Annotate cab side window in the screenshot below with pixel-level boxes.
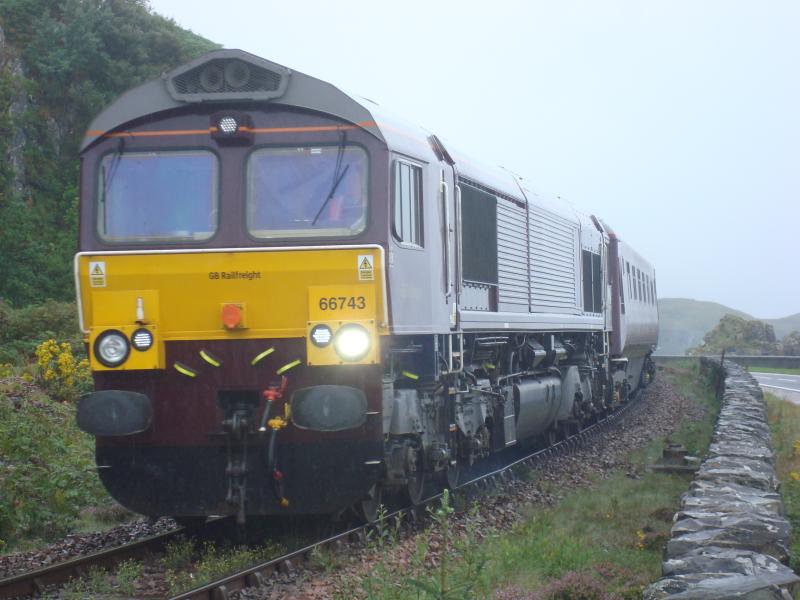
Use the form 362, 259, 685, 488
392, 161, 423, 246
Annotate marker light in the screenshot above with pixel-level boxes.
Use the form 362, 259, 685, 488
95, 330, 130, 367
333, 324, 371, 362
131, 328, 153, 351
310, 324, 333, 347
218, 116, 239, 134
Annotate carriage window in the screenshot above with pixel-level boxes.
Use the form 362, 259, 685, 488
392, 161, 423, 246
247, 145, 368, 239
626, 262, 633, 301
637, 269, 643, 302
619, 261, 626, 314
98, 150, 218, 242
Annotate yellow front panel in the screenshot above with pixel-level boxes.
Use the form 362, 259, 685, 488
89, 325, 163, 371
77, 248, 387, 370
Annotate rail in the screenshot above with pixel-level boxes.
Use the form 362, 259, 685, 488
168, 391, 645, 600
0, 388, 646, 600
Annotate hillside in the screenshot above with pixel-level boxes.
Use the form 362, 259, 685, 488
656, 298, 751, 355
0, 0, 217, 307
766, 313, 800, 340
656, 298, 800, 355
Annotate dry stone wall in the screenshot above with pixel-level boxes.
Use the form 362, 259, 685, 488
644, 360, 799, 599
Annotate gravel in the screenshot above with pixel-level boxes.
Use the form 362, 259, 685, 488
239, 368, 704, 599
0, 516, 176, 579
0, 366, 701, 599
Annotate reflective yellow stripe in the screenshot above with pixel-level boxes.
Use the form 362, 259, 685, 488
483, 363, 496, 370
174, 362, 198, 378
276, 359, 301, 375
250, 347, 275, 366
199, 350, 221, 367
402, 370, 419, 380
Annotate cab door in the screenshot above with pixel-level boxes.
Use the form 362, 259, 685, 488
429, 135, 459, 330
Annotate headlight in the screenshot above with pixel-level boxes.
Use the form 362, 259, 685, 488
333, 324, 371, 362
131, 328, 154, 352
94, 330, 130, 367
310, 324, 333, 347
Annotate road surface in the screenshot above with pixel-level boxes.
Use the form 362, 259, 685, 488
751, 372, 800, 404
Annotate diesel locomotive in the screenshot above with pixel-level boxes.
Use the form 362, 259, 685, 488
75, 49, 659, 524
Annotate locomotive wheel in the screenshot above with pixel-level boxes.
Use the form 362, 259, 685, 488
406, 450, 426, 505
445, 459, 461, 489
545, 428, 559, 447
359, 484, 383, 523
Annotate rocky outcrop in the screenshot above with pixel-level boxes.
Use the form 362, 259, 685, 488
0, 22, 29, 199
644, 360, 799, 599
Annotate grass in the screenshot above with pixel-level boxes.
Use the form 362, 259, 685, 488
765, 392, 800, 569
59, 559, 144, 598
0, 377, 116, 552
746, 366, 800, 376
165, 540, 286, 595
337, 363, 720, 599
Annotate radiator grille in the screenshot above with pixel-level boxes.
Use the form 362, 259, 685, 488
497, 199, 529, 312
529, 207, 579, 312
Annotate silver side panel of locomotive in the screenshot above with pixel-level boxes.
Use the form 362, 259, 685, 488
497, 197, 529, 313
529, 202, 581, 315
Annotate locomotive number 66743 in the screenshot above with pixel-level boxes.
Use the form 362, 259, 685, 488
74, 49, 658, 525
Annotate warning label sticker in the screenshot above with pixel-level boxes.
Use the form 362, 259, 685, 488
89, 261, 106, 288
357, 254, 374, 281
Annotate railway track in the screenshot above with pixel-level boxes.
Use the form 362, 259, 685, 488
0, 528, 180, 598
0, 391, 644, 600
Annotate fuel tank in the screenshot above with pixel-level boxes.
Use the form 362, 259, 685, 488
513, 376, 562, 440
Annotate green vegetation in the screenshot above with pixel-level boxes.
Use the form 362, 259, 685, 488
60, 559, 144, 598
765, 392, 800, 569
339, 364, 719, 599
657, 298, 751, 356
689, 314, 800, 356
746, 366, 800, 376
165, 540, 286, 595
0, 375, 113, 550
0, 299, 82, 365
0, 0, 217, 307
657, 298, 800, 356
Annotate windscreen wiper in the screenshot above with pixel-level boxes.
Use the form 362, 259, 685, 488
312, 164, 350, 225
101, 137, 126, 234
312, 130, 349, 225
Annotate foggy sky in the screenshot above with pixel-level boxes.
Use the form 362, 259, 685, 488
147, 0, 800, 318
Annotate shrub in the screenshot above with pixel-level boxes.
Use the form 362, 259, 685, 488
0, 300, 84, 365
0, 378, 109, 543
34, 338, 91, 402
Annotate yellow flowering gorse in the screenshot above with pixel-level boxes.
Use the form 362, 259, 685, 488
34, 339, 91, 402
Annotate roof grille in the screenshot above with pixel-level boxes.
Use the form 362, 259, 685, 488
166, 53, 290, 103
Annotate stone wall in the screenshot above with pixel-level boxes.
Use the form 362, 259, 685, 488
644, 359, 799, 599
